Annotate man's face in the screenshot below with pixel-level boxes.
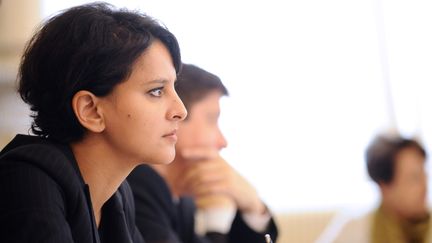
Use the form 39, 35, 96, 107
382, 146, 428, 220
175, 90, 227, 161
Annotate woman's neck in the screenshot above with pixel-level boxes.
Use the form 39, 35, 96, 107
151, 160, 182, 197
71, 135, 136, 226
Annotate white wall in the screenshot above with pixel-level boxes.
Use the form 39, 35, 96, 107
0, 0, 40, 145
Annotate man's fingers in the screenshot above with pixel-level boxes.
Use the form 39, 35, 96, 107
180, 147, 219, 161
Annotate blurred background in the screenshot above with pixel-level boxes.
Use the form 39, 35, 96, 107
1, 0, 432, 241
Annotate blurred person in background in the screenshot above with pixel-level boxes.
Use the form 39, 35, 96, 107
319, 133, 430, 243
128, 63, 278, 243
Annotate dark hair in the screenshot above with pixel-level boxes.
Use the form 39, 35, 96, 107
18, 2, 181, 143
366, 134, 427, 184
175, 63, 228, 112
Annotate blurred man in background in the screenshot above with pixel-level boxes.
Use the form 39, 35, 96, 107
320, 134, 430, 243
128, 63, 278, 243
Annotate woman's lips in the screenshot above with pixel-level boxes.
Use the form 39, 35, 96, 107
163, 130, 178, 142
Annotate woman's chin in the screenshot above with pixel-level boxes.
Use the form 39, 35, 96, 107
137, 148, 176, 165
154, 151, 176, 165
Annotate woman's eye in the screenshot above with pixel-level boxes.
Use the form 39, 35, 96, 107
149, 87, 163, 97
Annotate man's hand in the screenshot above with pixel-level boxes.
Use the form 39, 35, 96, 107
174, 148, 266, 214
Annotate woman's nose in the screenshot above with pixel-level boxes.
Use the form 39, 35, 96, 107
169, 93, 187, 121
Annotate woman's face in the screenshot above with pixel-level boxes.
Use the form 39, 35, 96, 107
175, 90, 227, 158
99, 40, 187, 165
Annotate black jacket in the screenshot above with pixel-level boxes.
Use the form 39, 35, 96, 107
127, 164, 278, 243
0, 135, 144, 243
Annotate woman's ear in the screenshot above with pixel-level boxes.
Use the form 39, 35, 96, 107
71, 90, 105, 133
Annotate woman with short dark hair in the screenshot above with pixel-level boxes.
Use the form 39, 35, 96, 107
0, 2, 186, 242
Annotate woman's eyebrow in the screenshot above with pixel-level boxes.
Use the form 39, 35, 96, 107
141, 79, 168, 86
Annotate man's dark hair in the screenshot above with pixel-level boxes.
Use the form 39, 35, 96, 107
366, 134, 427, 184
18, 2, 181, 143
175, 63, 228, 112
